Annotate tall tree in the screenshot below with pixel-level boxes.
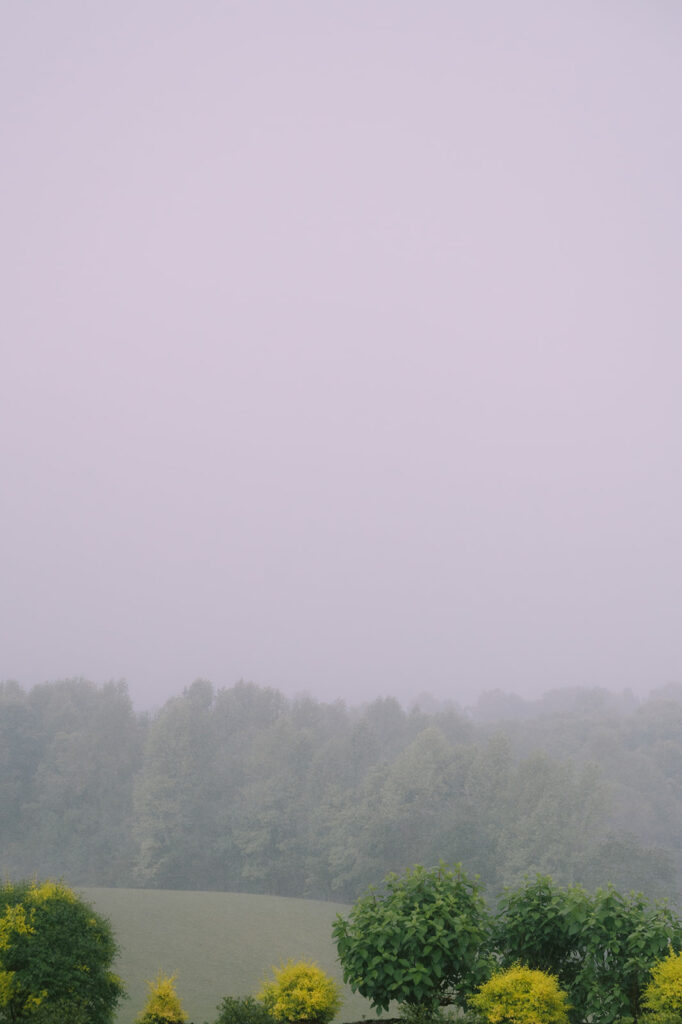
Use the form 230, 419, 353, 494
133, 679, 217, 888
18, 679, 142, 884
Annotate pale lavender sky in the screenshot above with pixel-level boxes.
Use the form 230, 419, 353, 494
2, 2, 681, 710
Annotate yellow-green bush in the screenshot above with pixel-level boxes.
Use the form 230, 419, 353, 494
642, 950, 682, 1023
469, 964, 570, 1024
259, 960, 342, 1024
135, 971, 188, 1023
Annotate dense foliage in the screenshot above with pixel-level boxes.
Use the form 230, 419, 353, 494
494, 875, 682, 1023
334, 866, 682, 1024
641, 950, 682, 1023
333, 863, 490, 1012
0, 678, 681, 901
214, 995, 275, 1024
469, 965, 570, 1024
0, 879, 124, 1023
135, 971, 187, 1023
258, 961, 341, 1024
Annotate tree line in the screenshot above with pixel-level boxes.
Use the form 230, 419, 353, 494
1, 677, 681, 902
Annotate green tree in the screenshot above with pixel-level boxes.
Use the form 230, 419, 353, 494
258, 961, 341, 1024
469, 964, 570, 1024
2, 679, 143, 887
135, 971, 187, 1023
233, 718, 319, 896
641, 950, 682, 1023
0, 684, 36, 877
495, 875, 682, 1023
0, 879, 124, 1023
133, 680, 217, 888
333, 863, 491, 1014
495, 755, 607, 889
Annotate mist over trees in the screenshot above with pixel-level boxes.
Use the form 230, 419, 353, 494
0, 678, 680, 902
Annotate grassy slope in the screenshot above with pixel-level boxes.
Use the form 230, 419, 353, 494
80, 887, 379, 1024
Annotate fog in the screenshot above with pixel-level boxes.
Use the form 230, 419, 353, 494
2, 2, 681, 711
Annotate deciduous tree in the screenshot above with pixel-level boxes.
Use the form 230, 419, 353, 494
333, 863, 491, 1014
495, 875, 682, 1023
0, 879, 124, 1023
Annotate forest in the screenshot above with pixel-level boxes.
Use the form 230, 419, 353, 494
1, 677, 681, 904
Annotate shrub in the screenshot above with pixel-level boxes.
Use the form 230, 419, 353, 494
135, 971, 187, 1023
399, 1002, 458, 1024
494, 876, 682, 1023
259, 960, 342, 1024
0, 879, 124, 1023
642, 950, 682, 1023
214, 995, 276, 1024
469, 964, 570, 1024
333, 862, 491, 1014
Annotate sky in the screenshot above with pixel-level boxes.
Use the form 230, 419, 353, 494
2, 1, 681, 711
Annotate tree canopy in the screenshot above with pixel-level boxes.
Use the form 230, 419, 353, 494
333, 863, 491, 1012
0, 879, 124, 1023
1, 678, 682, 902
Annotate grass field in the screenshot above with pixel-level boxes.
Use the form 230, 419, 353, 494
80, 887, 381, 1024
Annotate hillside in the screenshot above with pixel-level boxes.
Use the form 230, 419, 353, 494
80, 887, 380, 1024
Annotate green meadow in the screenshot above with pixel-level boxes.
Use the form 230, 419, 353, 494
80, 887, 380, 1024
